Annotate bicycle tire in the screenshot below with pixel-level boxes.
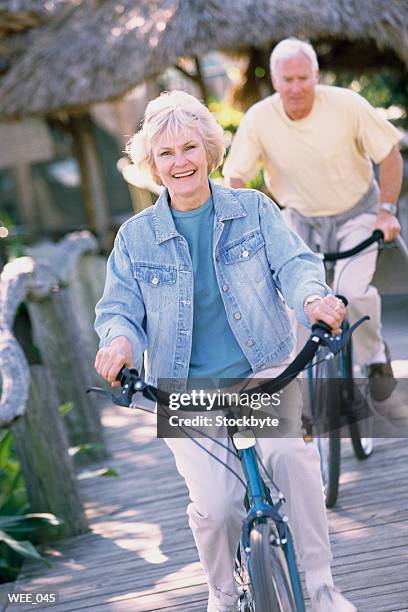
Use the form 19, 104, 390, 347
349, 419, 374, 459
249, 523, 297, 612
342, 331, 374, 460
310, 349, 341, 508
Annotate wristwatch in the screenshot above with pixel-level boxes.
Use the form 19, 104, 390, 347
303, 294, 323, 312
380, 202, 398, 216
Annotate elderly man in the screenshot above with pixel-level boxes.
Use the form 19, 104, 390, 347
223, 37, 403, 401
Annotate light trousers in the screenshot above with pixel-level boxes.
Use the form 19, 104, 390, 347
164, 364, 332, 608
283, 209, 383, 367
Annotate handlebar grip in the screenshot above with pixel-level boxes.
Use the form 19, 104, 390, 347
335, 294, 348, 307
116, 366, 127, 384
372, 229, 384, 241
311, 320, 332, 334
116, 366, 139, 386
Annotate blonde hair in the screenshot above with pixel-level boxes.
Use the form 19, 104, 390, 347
270, 38, 319, 77
127, 90, 225, 185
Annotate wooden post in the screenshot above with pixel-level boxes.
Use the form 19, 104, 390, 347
26, 233, 108, 459
0, 258, 33, 428
70, 114, 112, 252
27, 286, 107, 460
13, 164, 38, 228
12, 366, 88, 537
70, 251, 107, 359
0, 258, 88, 536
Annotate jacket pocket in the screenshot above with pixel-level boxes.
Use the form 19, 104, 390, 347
132, 263, 177, 285
218, 231, 265, 264
132, 262, 177, 312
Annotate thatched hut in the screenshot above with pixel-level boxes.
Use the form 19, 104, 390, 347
0, 0, 407, 245
0, 0, 407, 119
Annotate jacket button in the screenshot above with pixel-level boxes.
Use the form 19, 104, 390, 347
234, 312, 241, 320
151, 276, 159, 285
247, 339, 254, 346
242, 249, 249, 258
222, 284, 229, 292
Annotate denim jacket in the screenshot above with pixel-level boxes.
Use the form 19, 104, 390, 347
95, 182, 329, 386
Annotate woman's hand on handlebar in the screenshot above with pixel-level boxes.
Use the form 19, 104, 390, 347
304, 295, 346, 334
94, 336, 133, 387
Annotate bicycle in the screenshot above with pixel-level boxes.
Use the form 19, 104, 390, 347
88, 314, 367, 611
307, 229, 384, 508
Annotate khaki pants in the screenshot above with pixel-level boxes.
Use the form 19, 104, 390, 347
284, 209, 383, 367
164, 363, 331, 608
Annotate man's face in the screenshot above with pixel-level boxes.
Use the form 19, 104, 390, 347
272, 52, 318, 120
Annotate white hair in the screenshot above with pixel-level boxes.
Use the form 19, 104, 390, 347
127, 90, 225, 185
270, 38, 319, 77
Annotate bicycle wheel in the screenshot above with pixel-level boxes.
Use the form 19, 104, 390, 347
349, 418, 374, 459
341, 331, 374, 460
310, 349, 341, 508
249, 523, 297, 612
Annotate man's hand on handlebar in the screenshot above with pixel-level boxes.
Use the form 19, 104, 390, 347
374, 209, 400, 242
94, 336, 133, 387
304, 295, 346, 334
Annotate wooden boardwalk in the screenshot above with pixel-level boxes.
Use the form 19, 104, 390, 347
2, 296, 408, 612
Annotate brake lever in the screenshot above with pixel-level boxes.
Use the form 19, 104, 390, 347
86, 386, 132, 407
87, 367, 146, 407
311, 315, 370, 355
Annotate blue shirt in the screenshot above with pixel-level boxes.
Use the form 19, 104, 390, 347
171, 195, 252, 379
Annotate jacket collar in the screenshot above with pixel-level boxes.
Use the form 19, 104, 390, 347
151, 180, 247, 244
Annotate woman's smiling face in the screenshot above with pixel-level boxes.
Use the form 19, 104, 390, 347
152, 127, 210, 207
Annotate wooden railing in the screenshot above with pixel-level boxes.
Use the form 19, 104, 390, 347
0, 231, 108, 537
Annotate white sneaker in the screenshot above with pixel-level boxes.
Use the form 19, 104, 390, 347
311, 585, 357, 611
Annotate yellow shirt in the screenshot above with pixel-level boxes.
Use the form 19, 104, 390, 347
223, 85, 402, 217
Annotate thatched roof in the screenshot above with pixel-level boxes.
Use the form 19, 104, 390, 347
0, 0, 408, 119
0, 1, 72, 74
0, 1, 68, 35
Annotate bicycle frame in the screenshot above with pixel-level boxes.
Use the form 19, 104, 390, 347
88, 320, 367, 612
237, 442, 305, 611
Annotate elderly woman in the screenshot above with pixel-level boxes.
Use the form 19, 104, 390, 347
94, 91, 356, 612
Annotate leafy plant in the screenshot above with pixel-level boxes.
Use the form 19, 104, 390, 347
0, 432, 61, 583
209, 101, 267, 192
330, 69, 408, 129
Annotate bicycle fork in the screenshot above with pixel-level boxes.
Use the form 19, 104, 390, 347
236, 435, 305, 611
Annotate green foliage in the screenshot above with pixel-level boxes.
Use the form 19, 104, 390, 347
208, 101, 267, 193
99, 468, 119, 478
0, 432, 60, 583
69, 442, 104, 457
0, 214, 28, 262
59, 401, 74, 417
209, 100, 243, 134
0, 432, 27, 517
332, 70, 408, 128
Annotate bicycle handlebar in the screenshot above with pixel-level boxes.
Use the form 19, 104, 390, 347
88, 307, 369, 409
322, 229, 384, 262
